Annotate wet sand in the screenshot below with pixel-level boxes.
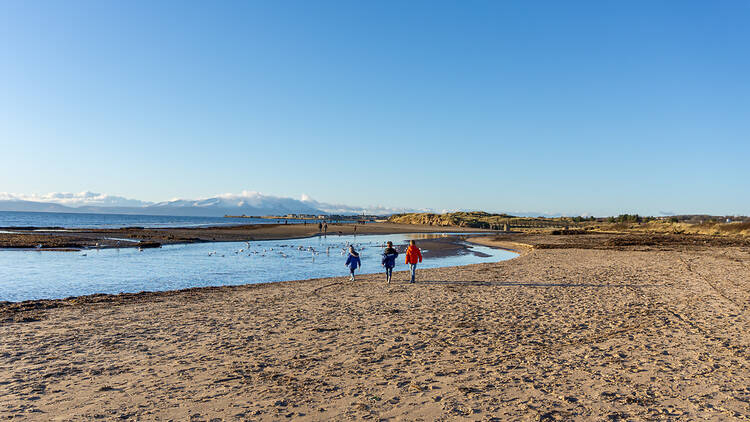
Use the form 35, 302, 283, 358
0, 222, 491, 250
1, 233, 749, 420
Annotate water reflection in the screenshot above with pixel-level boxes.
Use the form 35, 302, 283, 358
0, 233, 517, 302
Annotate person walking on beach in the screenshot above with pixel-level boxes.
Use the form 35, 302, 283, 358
404, 240, 422, 283
345, 246, 361, 281
324, 222, 328, 235
318, 222, 323, 232
381, 241, 399, 284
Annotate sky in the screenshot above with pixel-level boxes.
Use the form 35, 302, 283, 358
1, 1, 748, 216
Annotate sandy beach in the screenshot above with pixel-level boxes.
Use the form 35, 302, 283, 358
1, 232, 749, 420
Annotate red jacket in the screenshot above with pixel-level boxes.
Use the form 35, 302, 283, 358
405, 245, 422, 264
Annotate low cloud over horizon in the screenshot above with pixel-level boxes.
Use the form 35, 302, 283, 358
0, 190, 426, 216
0, 191, 152, 208
3, 191, 717, 218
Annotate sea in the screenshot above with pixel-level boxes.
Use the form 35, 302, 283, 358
0, 210, 328, 229
0, 233, 517, 302
0, 211, 517, 302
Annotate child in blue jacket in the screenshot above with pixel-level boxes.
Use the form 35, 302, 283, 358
345, 246, 361, 281
381, 241, 399, 284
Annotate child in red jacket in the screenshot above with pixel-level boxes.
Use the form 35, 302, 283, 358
404, 240, 423, 283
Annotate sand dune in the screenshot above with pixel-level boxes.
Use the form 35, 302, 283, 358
1, 234, 749, 420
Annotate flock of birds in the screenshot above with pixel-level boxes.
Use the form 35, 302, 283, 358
76, 239, 394, 261
203, 240, 384, 263
79, 241, 130, 256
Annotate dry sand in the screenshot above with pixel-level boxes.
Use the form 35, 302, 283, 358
1, 233, 749, 420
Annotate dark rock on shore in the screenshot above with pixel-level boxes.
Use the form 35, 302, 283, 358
137, 241, 162, 249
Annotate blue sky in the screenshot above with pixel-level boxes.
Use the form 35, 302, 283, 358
1, 1, 748, 216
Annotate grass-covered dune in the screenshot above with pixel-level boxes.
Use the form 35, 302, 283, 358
388, 212, 750, 237
387, 212, 578, 229
608, 220, 750, 237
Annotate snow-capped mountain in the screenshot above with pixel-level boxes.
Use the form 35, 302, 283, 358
144, 192, 323, 216
0, 191, 413, 217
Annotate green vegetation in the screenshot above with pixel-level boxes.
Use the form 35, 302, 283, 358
606, 214, 653, 223
637, 220, 750, 237
388, 212, 510, 229
388, 212, 750, 237
572, 216, 597, 223
388, 212, 578, 230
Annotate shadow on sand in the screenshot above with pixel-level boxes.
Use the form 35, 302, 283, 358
412, 280, 654, 288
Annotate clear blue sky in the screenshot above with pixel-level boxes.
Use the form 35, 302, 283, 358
1, 1, 748, 216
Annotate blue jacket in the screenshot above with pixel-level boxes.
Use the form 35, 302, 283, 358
381, 248, 399, 268
345, 252, 361, 270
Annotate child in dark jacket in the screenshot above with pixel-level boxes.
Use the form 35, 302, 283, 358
381, 241, 399, 284
345, 246, 361, 281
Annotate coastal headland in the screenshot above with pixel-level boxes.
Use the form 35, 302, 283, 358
1, 230, 748, 420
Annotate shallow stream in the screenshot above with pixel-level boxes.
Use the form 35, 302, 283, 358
0, 233, 517, 302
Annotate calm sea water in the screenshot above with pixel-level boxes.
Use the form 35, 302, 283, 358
0, 233, 517, 302
0, 211, 332, 229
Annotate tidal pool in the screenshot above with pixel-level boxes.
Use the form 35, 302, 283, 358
0, 233, 517, 302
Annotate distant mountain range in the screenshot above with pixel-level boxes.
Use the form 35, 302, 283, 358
0, 200, 77, 214
0, 191, 570, 218
0, 197, 322, 217
0, 191, 416, 217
